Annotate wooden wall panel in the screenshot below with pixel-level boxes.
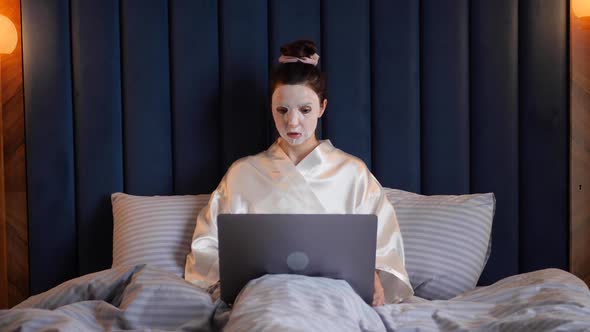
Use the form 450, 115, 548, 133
0, 47, 6, 309
0, 0, 28, 308
571, 3, 590, 287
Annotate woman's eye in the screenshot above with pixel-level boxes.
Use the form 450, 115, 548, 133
277, 107, 288, 114
301, 107, 312, 114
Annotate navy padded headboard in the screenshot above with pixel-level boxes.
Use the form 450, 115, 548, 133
21, 0, 569, 294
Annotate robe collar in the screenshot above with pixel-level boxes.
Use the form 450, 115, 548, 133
267, 138, 334, 176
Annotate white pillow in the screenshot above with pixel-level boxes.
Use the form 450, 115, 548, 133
384, 188, 495, 300
111, 193, 209, 277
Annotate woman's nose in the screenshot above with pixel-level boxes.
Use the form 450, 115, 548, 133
287, 111, 299, 126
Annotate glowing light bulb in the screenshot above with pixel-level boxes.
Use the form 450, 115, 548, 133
0, 15, 17, 54
573, 0, 590, 18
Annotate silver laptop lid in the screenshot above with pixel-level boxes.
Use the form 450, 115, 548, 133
218, 214, 377, 304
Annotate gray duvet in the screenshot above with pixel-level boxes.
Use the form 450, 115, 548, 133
1, 265, 589, 331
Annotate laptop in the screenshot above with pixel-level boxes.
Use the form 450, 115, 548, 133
217, 214, 378, 305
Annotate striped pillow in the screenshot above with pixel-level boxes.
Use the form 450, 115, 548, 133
384, 188, 495, 300
111, 193, 209, 277
111, 189, 494, 299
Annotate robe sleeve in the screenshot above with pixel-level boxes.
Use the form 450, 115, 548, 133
184, 174, 229, 289
355, 166, 414, 303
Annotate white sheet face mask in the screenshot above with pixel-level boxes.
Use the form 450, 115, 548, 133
271, 84, 324, 146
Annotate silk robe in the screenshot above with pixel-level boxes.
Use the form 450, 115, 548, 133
185, 139, 413, 303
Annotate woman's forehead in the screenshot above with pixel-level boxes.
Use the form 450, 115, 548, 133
272, 84, 319, 103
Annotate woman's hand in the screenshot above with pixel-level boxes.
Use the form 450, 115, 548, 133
372, 271, 385, 306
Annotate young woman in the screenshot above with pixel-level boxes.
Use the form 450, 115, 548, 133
185, 40, 413, 306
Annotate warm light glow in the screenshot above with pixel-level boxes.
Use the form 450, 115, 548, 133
0, 15, 17, 54
573, 0, 590, 18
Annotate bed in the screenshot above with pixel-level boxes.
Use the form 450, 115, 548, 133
2, 189, 590, 331
2, 0, 587, 331
3, 188, 590, 331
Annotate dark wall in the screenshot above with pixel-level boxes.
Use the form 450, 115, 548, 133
21, 0, 569, 294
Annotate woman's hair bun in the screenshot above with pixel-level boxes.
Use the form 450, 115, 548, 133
271, 39, 326, 102
280, 40, 318, 58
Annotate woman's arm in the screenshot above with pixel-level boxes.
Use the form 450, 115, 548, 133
373, 271, 385, 306
184, 178, 228, 288
356, 166, 414, 304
